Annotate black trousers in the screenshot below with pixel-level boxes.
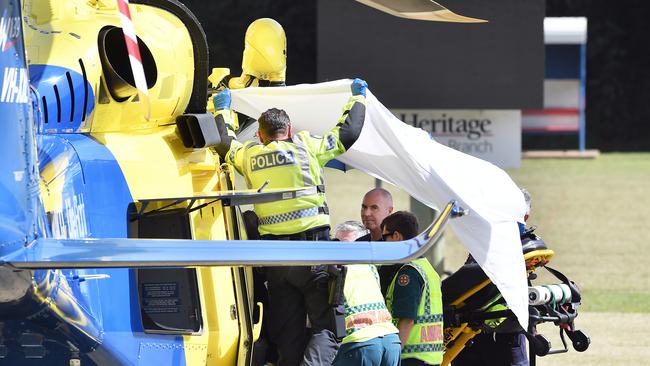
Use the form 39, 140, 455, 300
453, 332, 528, 366
402, 358, 441, 366
265, 227, 338, 366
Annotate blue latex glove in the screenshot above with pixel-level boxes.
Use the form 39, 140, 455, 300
213, 88, 231, 110
351, 78, 367, 97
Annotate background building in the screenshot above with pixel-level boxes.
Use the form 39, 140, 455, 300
182, 0, 650, 151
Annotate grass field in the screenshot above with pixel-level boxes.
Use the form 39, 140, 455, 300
324, 153, 650, 365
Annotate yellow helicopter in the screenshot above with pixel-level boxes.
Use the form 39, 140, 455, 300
2, 0, 478, 364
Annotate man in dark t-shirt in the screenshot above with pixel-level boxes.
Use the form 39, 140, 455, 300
382, 211, 444, 366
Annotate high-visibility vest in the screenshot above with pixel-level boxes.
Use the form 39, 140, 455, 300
342, 264, 399, 344
219, 96, 365, 236
386, 258, 444, 365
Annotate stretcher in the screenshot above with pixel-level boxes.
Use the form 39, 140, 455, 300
441, 226, 590, 365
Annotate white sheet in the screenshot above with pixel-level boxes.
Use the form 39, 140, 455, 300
232, 80, 529, 329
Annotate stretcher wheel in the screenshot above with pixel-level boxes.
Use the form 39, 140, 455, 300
568, 330, 590, 352
530, 334, 551, 356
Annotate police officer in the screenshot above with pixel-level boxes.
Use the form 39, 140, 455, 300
382, 211, 444, 366
209, 19, 288, 366
212, 79, 368, 366
332, 221, 401, 366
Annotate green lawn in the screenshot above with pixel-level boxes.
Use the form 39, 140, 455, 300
324, 153, 650, 313
508, 153, 650, 313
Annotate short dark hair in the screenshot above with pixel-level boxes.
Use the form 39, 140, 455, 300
381, 211, 419, 240
258, 108, 290, 136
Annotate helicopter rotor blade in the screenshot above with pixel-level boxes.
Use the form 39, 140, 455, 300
355, 0, 487, 23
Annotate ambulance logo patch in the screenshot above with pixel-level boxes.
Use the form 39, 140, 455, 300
398, 274, 410, 286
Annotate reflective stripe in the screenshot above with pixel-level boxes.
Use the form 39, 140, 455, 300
293, 186, 318, 198
244, 141, 260, 149
415, 313, 444, 324
291, 134, 314, 186
371, 266, 380, 282
345, 301, 388, 314
402, 343, 445, 354
259, 206, 323, 226
240, 143, 258, 188
326, 134, 336, 150
287, 185, 323, 198
408, 261, 433, 314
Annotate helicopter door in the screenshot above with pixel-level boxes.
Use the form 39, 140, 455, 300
129, 206, 202, 334
219, 166, 257, 366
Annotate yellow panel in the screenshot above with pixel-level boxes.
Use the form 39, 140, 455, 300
196, 267, 241, 366
26, 1, 245, 363
92, 3, 195, 130
23, 0, 195, 132
97, 125, 240, 366
184, 205, 239, 365
95, 126, 220, 200
182, 267, 239, 366
40, 174, 62, 215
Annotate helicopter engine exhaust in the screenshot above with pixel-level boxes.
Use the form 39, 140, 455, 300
98, 26, 157, 102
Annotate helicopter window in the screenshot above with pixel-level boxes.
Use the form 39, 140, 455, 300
137, 268, 202, 334
128, 206, 202, 334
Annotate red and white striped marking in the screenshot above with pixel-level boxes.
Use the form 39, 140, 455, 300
117, 0, 150, 120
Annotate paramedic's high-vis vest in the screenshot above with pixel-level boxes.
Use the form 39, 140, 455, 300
218, 95, 365, 236
342, 265, 398, 344
386, 258, 444, 365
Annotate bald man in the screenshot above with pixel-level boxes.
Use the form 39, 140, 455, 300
358, 188, 394, 241
357, 188, 401, 295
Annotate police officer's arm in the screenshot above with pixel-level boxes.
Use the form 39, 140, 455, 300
212, 89, 247, 175
335, 93, 366, 150
304, 79, 368, 165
